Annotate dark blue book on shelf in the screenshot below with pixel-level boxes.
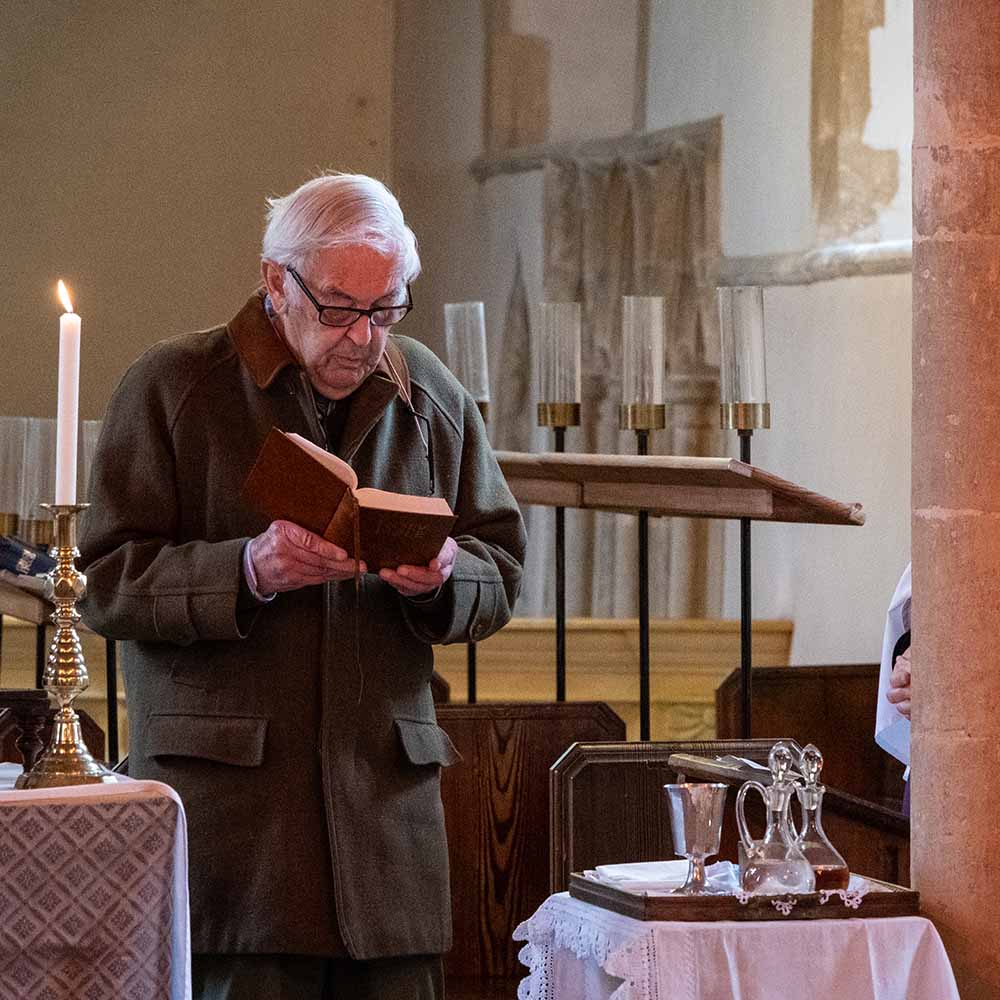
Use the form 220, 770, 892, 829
0, 535, 56, 577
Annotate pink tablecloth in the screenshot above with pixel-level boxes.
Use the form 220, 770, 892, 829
515, 892, 960, 1000
0, 763, 191, 999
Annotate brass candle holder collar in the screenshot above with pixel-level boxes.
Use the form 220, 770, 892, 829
619, 402, 666, 432
537, 402, 580, 428
721, 402, 771, 431
15, 503, 120, 788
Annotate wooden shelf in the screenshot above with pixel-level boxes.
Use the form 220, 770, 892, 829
496, 451, 865, 526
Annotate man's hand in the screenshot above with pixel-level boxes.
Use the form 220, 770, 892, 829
379, 537, 458, 598
886, 645, 912, 720
249, 520, 366, 594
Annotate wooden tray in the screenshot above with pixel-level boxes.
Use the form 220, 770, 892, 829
568, 872, 919, 921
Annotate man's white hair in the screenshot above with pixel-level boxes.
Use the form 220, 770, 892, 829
262, 172, 421, 282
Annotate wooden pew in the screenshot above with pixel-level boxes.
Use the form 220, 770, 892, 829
437, 701, 624, 992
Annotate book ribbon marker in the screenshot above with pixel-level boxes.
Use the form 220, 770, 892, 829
353, 494, 364, 705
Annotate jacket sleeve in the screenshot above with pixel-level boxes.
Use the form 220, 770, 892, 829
78, 357, 256, 646
401, 393, 526, 645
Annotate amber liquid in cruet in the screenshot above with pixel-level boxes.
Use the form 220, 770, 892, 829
811, 864, 851, 891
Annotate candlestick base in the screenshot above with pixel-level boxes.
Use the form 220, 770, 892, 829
14, 503, 121, 788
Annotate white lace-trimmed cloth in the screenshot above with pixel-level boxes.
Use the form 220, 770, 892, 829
514, 893, 960, 1000
0, 764, 191, 1000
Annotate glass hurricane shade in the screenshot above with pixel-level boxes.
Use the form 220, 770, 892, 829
717, 285, 768, 405
443, 301, 490, 402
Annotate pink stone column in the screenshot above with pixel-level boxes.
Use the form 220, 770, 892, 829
913, 4, 1000, 997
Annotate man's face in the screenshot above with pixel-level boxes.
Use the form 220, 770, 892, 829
267, 244, 405, 400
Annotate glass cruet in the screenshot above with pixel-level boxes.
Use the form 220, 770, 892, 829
795, 744, 850, 891
735, 741, 816, 895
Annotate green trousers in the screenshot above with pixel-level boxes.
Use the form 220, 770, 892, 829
192, 952, 444, 1000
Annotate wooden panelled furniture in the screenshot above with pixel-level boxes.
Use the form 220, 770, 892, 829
0, 689, 105, 768
716, 662, 906, 810
550, 736, 910, 895
437, 701, 624, 993
550, 739, 772, 893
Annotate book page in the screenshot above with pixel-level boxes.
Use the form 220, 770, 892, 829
286, 432, 358, 490
353, 487, 453, 516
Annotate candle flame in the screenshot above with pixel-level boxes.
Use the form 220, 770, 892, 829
57, 279, 74, 314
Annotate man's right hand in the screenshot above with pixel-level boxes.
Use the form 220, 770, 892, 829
248, 520, 366, 594
886, 645, 912, 720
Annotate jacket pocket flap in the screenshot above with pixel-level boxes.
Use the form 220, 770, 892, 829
146, 714, 268, 767
395, 718, 462, 767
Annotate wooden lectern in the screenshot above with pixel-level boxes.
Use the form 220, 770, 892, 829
496, 451, 865, 738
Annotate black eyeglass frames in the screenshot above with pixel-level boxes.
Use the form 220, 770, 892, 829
286, 266, 413, 329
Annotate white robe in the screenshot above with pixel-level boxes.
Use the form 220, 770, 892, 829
876, 562, 911, 768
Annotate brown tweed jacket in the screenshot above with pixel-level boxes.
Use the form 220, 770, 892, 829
79, 292, 526, 959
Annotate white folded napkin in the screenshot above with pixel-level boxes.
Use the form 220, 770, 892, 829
588, 860, 740, 893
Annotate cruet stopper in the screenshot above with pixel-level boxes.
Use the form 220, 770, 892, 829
800, 744, 823, 786
768, 741, 797, 785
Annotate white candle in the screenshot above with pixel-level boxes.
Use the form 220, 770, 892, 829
55, 280, 80, 505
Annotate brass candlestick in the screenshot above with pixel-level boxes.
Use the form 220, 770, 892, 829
15, 503, 120, 787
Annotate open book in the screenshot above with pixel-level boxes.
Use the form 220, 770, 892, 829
242, 428, 456, 572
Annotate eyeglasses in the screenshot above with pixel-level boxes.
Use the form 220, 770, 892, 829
286, 266, 413, 328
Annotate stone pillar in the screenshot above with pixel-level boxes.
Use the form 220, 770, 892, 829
913, 4, 1000, 998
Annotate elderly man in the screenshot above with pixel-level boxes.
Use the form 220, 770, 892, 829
80, 173, 526, 999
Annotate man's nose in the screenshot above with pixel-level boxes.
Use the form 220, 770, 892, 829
345, 314, 372, 346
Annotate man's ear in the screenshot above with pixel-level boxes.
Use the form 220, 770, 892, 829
261, 259, 287, 312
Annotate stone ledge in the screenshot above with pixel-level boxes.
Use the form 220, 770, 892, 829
718, 239, 912, 287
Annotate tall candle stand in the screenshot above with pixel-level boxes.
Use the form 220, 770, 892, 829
620, 404, 665, 741
538, 402, 580, 701
444, 301, 491, 703
538, 301, 582, 702
718, 285, 771, 740
620, 295, 667, 741
16, 504, 120, 787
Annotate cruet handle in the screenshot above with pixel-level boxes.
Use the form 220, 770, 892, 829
735, 780, 767, 854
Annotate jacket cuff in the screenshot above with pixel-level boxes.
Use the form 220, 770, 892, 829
151, 537, 256, 644
400, 547, 502, 645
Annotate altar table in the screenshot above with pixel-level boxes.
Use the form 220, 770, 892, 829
515, 892, 959, 1000
0, 762, 191, 999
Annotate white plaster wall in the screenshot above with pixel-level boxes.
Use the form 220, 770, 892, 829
646, 0, 814, 256
510, 0, 640, 141
720, 276, 912, 663
646, 0, 913, 254
865, 0, 914, 241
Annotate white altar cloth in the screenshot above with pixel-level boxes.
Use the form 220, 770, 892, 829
515, 892, 959, 1000
0, 762, 191, 999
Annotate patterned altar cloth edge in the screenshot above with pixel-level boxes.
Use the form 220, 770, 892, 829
0, 768, 191, 1000
514, 892, 960, 1000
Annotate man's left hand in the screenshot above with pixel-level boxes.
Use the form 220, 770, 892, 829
380, 537, 458, 598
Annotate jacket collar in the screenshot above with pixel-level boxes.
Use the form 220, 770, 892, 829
226, 290, 406, 458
